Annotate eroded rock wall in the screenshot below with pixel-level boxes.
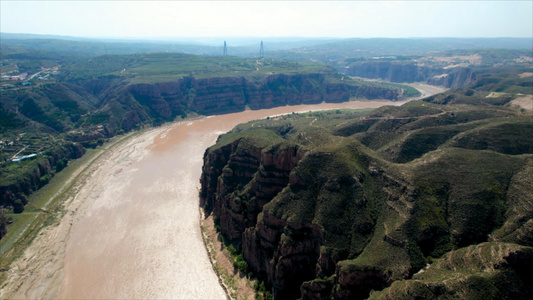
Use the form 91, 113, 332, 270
199, 107, 533, 299
344, 61, 476, 88
126, 74, 400, 120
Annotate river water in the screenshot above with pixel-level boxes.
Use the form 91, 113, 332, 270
57, 100, 409, 299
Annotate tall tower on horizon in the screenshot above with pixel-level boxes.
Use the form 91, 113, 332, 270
260, 41, 264, 58
223, 41, 228, 56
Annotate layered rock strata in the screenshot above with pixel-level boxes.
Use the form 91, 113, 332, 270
199, 102, 533, 299
125, 73, 400, 121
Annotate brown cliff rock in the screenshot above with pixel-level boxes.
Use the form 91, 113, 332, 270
199, 102, 533, 299
300, 278, 334, 300
125, 73, 401, 125
200, 137, 306, 248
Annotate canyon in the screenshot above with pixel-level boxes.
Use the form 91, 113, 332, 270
1, 45, 530, 300
99, 72, 406, 134
0, 99, 417, 299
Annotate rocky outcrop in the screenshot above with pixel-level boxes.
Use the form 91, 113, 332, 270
427, 67, 476, 89
343, 61, 476, 88
125, 73, 400, 121
200, 137, 306, 245
243, 210, 324, 299
345, 62, 432, 83
199, 102, 533, 299
200, 134, 417, 299
300, 278, 334, 300
334, 264, 393, 300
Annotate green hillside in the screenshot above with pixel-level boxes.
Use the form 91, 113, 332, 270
58, 53, 333, 83
200, 85, 533, 299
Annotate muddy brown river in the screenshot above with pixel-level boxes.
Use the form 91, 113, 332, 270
60, 101, 403, 299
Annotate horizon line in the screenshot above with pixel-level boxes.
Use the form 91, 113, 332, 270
2, 32, 533, 41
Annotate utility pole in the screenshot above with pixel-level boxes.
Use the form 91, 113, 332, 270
223, 41, 228, 56
259, 41, 264, 58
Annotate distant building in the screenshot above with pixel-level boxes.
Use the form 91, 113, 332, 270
12, 154, 37, 162
10, 73, 28, 80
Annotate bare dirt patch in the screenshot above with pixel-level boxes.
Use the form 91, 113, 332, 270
433, 54, 482, 68
508, 95, 533, 114
486, 92, 508, 98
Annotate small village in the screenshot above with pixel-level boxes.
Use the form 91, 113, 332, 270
0, 65, 60, 90
0, 133, 53, 164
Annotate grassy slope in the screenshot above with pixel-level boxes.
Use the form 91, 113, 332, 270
204, 90, 533, 298
369, 242, 533, 300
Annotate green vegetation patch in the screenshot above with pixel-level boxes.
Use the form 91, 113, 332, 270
209, 128, 285, 152
61, 53, 332, 83
451, 118, 533, 155
370, 242, 533, 300
382, 82, 421, 98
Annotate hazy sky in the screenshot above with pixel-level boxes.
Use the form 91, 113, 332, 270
1, 1, 532, 39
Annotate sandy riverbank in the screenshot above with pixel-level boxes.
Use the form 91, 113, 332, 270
0, 128, 174, 299
0, 85, 445, 299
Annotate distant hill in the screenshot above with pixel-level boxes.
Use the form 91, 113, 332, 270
331, 48, 533, 91
267, 37, 533, 62
0, 33, 334, 57
1, 36, 221, 57
2, 33, 532, 59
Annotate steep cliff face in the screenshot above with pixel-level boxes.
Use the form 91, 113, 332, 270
345, 62, 432, 83
343, 61, 476, 88
192, 77, 248, 113
123, 73, 400, 123
427, 67, 476, 89
201, 136, 421, 299
200, 136, 306, 246
199, 102, 533, 299
246, 74, 325, 109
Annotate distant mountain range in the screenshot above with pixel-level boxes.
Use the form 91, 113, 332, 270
2, 32, 532, 59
